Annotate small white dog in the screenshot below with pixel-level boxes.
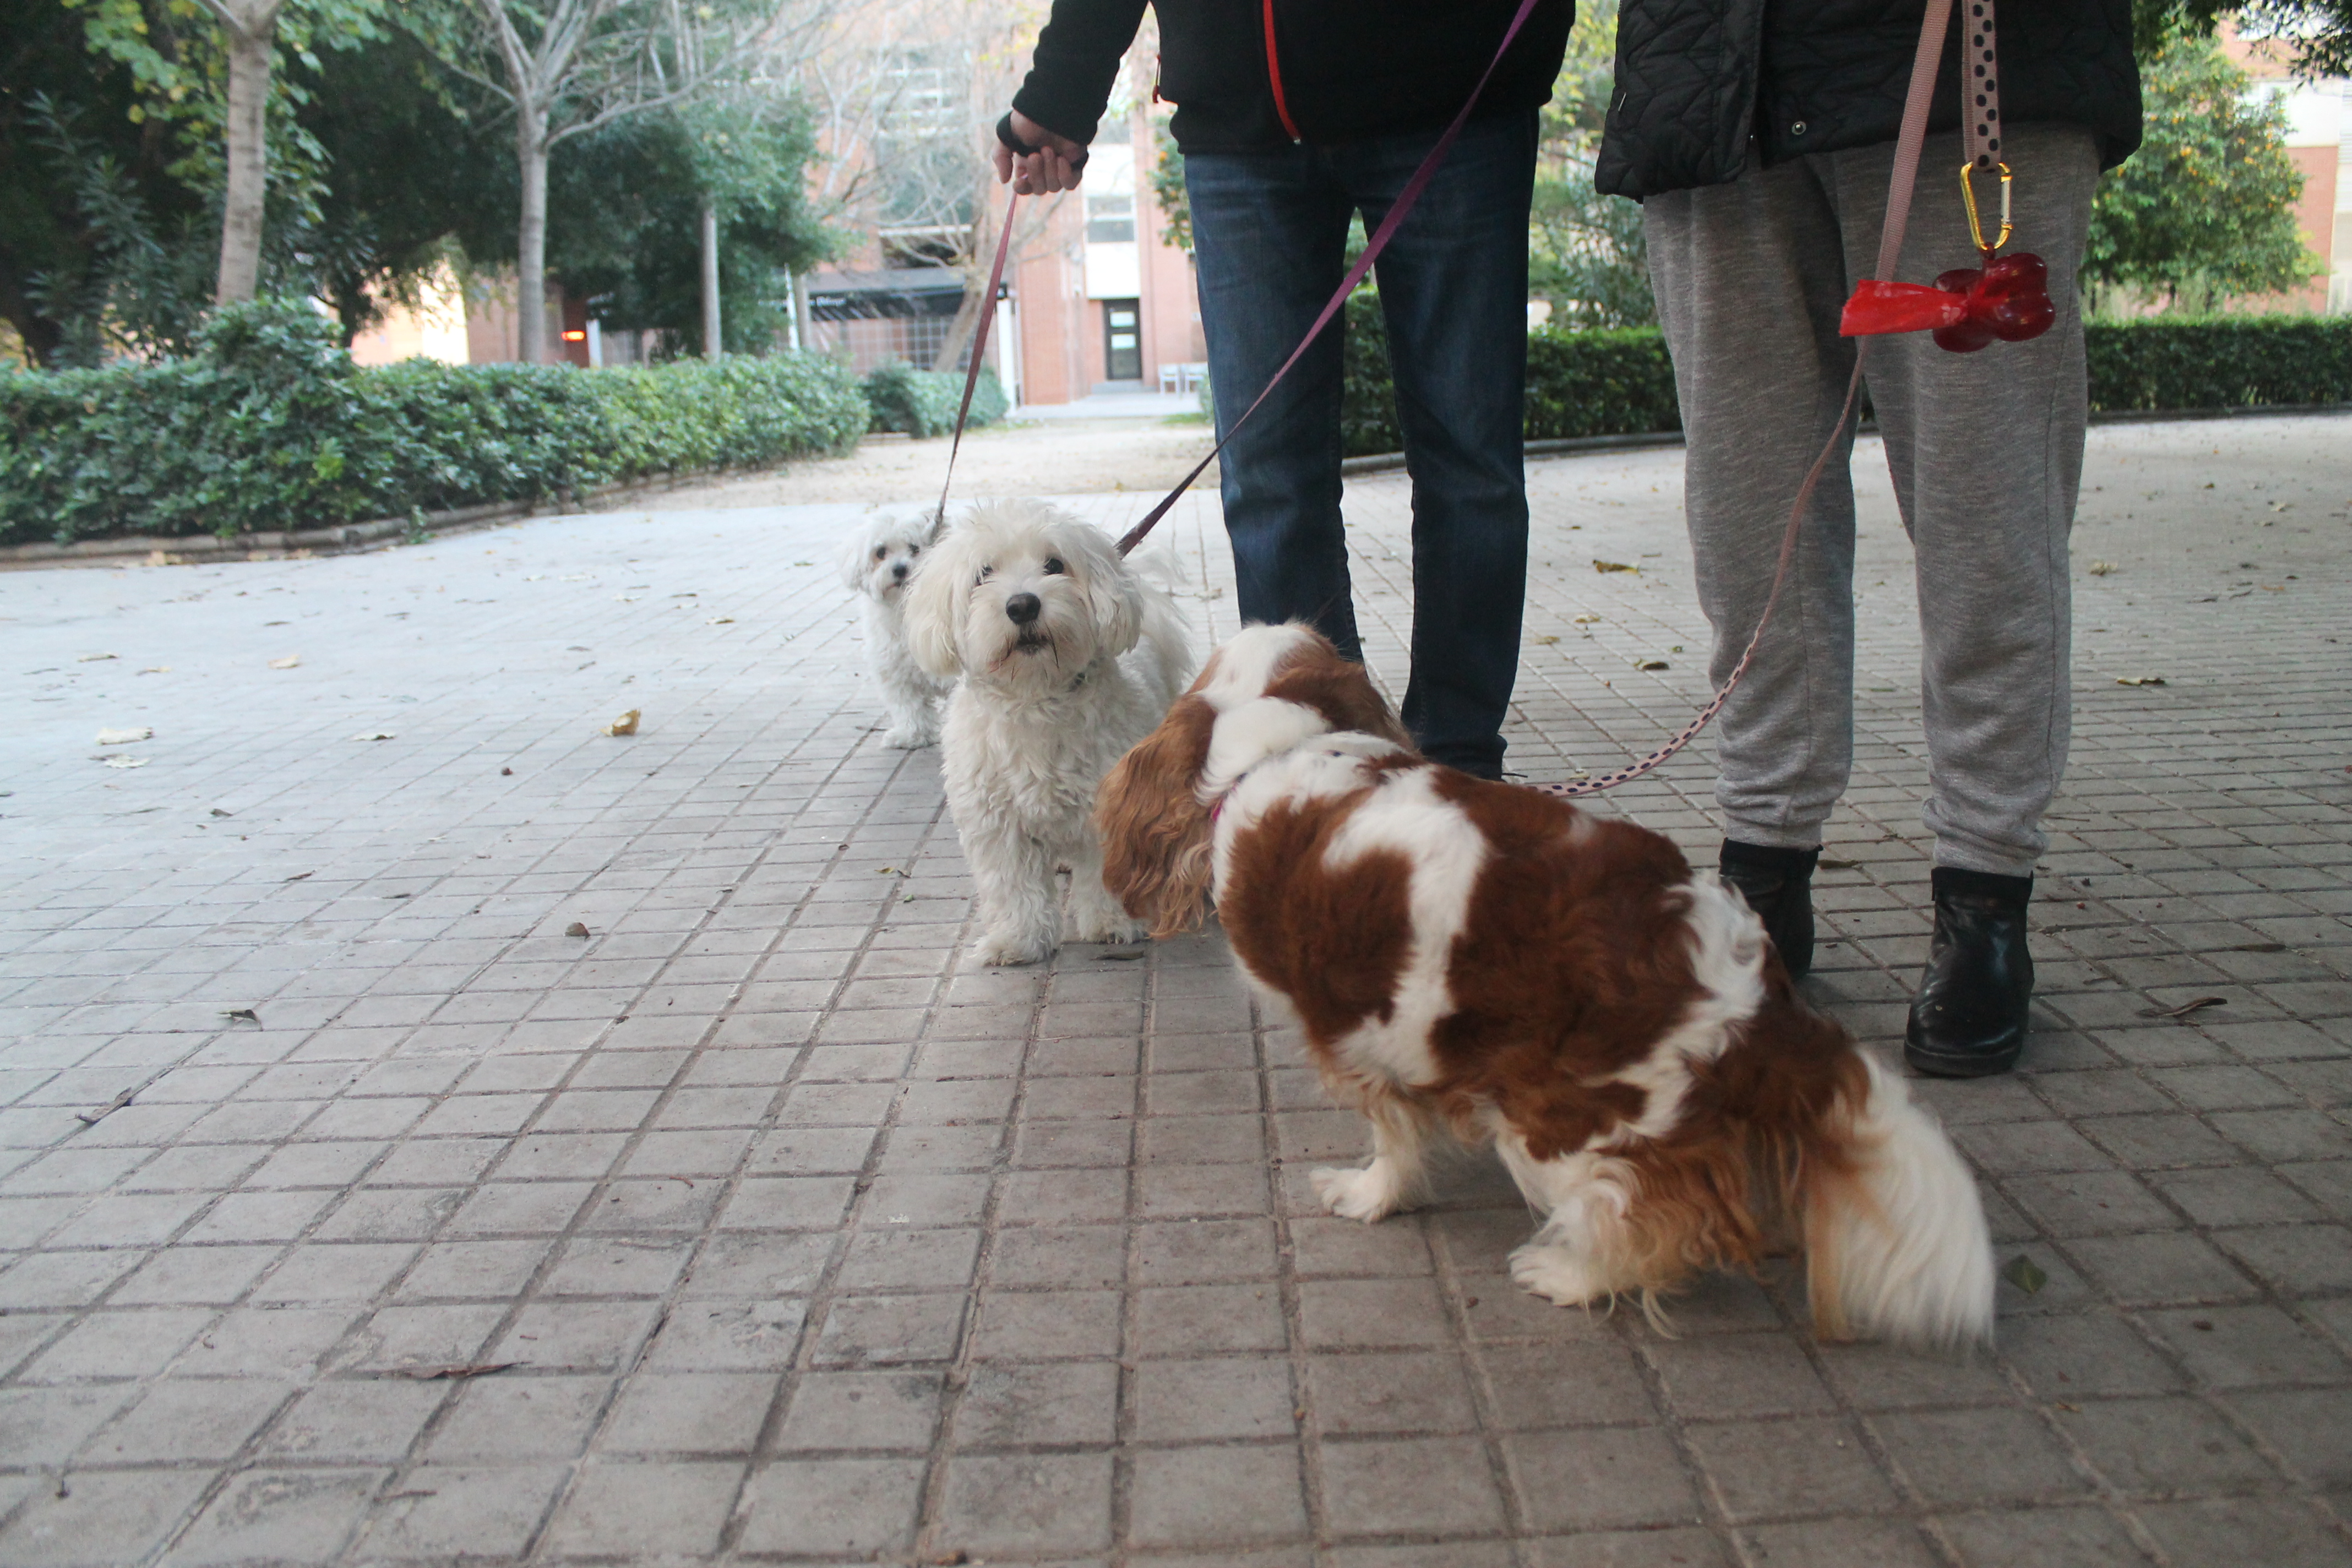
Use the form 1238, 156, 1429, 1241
837, 508, 955, 748
903, 500, 1195, 966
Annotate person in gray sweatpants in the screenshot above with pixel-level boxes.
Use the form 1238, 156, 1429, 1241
1598, 1, 2142, 1077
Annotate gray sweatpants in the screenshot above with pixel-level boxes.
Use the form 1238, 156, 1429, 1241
1645, 124, 2099, 878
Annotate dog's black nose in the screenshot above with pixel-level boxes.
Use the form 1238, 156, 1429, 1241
1005, 592, 1042, 625
891, 562, 909, 580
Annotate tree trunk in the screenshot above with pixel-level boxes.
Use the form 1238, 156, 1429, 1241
700, 201, 722, 358
215, 19, 274, 304
516, 112, 549, 364
789, 271, 811, 353
929, 284, 987, 375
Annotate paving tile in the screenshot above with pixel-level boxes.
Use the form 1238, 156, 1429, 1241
1128, 1445, 1311, 1548
540, 1460, 743, 1558
0, 1468, 212, 1567
358, 1463, 569, 1560
737, 1456, 926, 1558
935, 1452, 1114, 1556
1505, 1425, 1703, 1532
173, 1467, 387, 1565
1318, 1434, 1509, 1538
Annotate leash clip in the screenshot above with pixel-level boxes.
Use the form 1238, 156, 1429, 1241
1960, 160, 2013, 259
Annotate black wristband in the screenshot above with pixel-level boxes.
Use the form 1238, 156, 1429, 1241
996, 112, 1039, 156
996, 112, 1087, 170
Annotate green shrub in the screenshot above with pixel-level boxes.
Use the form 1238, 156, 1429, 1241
1341, 293, 1680, 456
862, 360, 1009, 438
2084, 317, 2352, 411
0, 298, 868, 547
1339, 295, 2352, 458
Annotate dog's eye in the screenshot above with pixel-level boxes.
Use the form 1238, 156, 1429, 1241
873, 548, 888, 560
1042, 557, 1065, 575
976, 565, 992, 583
907, 546, 919, 556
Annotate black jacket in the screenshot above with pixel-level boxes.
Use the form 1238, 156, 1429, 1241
1012, 0, 1575, 154
1596, 0, 2141, 199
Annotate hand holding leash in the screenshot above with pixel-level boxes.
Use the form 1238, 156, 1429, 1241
994, 111, 1088, 194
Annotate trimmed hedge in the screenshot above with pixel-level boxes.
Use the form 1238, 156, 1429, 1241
0, 300, 870, 547
2083, 316, 2352, 412
863, 361, 1009, 438
1340, 294, 2352, 458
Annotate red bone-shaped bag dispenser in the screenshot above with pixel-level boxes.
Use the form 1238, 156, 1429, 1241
1840, 253, 2055, 352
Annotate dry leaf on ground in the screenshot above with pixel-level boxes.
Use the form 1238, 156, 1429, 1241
2142, 995, 2227, 1020
1530, 634, 1559, 645
1592, 560, 1638, 574
78, 652, 117, 662
1573, 613, 1603, 624
96, 727, 151, 745
565, 922, 591, 937
2001, 1254, 2048, 1295
2087, 560, 2117, 575
1632, 658, 1669, 671
269, 656, 300, 669
100, 756, 147, 769
351, 731, 396, 741
602, 709, 641, 737
2115, 676, 2166, 687
707, 617, 734, 625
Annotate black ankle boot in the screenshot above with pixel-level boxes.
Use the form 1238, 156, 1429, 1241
1905, 867, 2035, 1077
1718, 841, 1820, 979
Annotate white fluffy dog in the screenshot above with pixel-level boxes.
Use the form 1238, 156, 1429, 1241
903, 500, 1195, 966
837, 508, 955, 748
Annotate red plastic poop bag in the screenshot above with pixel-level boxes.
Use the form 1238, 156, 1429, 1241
1840, 252, 2055, 353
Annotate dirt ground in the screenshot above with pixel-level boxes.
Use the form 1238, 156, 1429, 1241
652, 414, 1221, 509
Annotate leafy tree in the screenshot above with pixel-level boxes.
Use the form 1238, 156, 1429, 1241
547, 97, 834, 355
1529, 0, 1652, 329
1, 2, 215, 364
2136, 0, 2352, 77
2085, 30, 2320, 313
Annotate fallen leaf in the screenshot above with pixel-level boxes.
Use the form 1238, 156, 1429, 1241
351, 731, 396, 741
602, 709, 641, 737
500, 766, 513, 776
100, 756, 147, 769
706, 617, 734, 625
2226, 942, 2286, 954
1530, 634, 1559, 645
386, 1363, 516, 1381
210, 807, 232, 818
1632, 658, 1669, 671
96, 727, 151, 745
612, 595, 640, 603
2191, 1318, 2215, 1331
283, 871, 312, 882
1096, 949, 1146, 962
139, 666, 170, 674
2001, 1254, 2048, 1295
2114, 677, 2166, 687
1817, 858, 1859, 871
2142, 995, 2226, 1020
565, 922, 591, 937
1592, 560, 1638, 574
1572, 613, 1603, 624
2053, 1400, 2082, 1413
222, 1008, 259, 1023
2086, 560, 2117, 576
78, 652, 117, 662
269, 655, 300, 669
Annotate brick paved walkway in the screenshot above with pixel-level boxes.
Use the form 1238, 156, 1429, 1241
1, 414, 2346, 1566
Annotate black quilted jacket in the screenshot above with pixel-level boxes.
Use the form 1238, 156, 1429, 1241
1012, 0, 1574, 154
1596, 0, 2141, 199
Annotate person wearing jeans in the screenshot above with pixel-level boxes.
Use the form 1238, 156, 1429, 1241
1598, 0, 2141, 1075
997, 0, 1571, 779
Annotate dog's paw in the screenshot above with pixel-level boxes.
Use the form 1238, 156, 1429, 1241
1068, 909, 1145, 945
881, 723, 937, 749
1312, 1164, 1401, 1223
1509, 1242, 1613, 1308
971, 930, 1053, 967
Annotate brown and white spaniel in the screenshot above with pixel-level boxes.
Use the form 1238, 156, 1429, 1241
1097, 624, 1994, 1346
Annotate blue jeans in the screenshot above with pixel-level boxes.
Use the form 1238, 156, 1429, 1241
1185, 110, 1537, 777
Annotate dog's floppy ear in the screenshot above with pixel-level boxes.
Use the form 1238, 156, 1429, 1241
1058, 520, 1144, 657
901, 523, 975, 677
1265, 629, 1414, 748
1097, 694, 1219, 937
838, 514, 881, 593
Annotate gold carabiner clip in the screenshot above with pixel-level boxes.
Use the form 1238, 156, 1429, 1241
1959, 161, 2013, 258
